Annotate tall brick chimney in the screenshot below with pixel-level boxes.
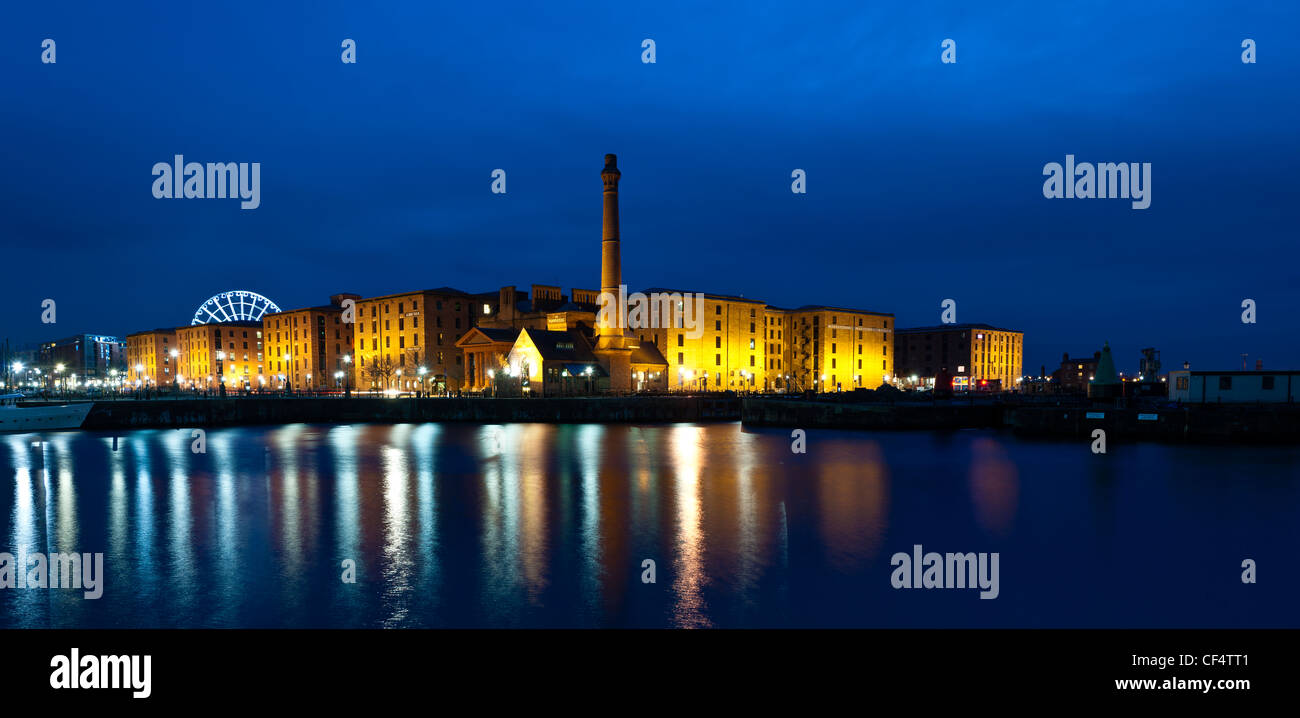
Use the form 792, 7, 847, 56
597, 154, 622, 343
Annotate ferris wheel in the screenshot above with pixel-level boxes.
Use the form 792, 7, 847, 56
191, 290, 282, 325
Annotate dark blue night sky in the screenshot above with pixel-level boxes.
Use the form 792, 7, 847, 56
2, 1, 1296, 376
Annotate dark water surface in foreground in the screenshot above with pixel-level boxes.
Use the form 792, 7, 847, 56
1, 423, 1296, 628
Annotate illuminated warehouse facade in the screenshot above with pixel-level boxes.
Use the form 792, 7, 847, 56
263, 294, 358, 391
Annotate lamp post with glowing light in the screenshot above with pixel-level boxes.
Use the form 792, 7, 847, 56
342, 354, 352, 397
418, 366, 427, 397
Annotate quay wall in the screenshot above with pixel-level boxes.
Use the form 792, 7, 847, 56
79, 396, 741, 429
58, 397, 1300, 443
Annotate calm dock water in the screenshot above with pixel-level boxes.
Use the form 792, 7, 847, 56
1, 423, 1296, 628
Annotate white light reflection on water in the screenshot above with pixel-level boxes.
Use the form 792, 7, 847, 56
669, 424, 711, 628
210, 429, 238, 626
479, 423, 521, 624
328, 424, 361, 622
577, 424, 603, 619
1, 424, 1293, 629
130, 431, 157, 607
163, 429, 196, 621
411, 423, 441, 620
379, 423, 413, 626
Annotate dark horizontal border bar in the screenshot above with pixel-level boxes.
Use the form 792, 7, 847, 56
0, 628, 1289, 706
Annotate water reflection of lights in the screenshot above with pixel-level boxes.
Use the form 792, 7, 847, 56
478, 424, 521, 620
518, 424, 550, 604
578, 424, 604, 613
163, 429, 196, 616
273, 425, 306, 585
106, 434, 127, 582
968, 438, 1019, 536
47, 434, 78, 551
670, 425, 711, 628
8, 435, 37, 566
129, 432, 158, 604
734, 430, 761, 602
209, 429, 239, 625
411, 423, 441, 611
818, 440, 889, 570
379, 424, 414, 625
328, 425, 361, 590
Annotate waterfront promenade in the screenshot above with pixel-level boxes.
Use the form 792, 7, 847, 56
14, 394, 1297, 443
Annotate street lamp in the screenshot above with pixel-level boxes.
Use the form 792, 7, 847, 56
342, 354, 352, 397
418, 365, 427, 397
283, 353, 292, 394
170, 348, 180, 389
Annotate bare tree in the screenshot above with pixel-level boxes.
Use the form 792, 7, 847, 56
364, 355, 396, 390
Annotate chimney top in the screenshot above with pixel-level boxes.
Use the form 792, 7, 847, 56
605, 154, 617, 167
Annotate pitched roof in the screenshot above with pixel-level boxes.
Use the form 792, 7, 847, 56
521, 329, 598, 363
455, 326, 520, 349
475, 327, 522, 343
631, 341, 668, 366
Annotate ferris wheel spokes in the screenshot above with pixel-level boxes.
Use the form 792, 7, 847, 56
191, 290, 281, 325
